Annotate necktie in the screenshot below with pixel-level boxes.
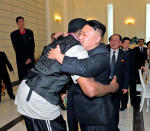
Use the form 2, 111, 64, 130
110, 51, 116, 79
140, 47, 143, 53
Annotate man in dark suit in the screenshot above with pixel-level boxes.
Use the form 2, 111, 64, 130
0, 51, 15, 102
134, 39, 147, 83
10, 16, 35, 82
120, 37, 139, 111
48, 20, 117, 131
108, 34, 130, 131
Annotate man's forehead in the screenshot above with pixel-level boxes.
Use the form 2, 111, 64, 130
82, 25, 94, 32
111, 35, 119, 39
123, 40, 130, 43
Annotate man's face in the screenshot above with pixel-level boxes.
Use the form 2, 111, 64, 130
138, 40, 144, 47
110, 35, 121, 50
17, 19, 25, 29
79, 25, 101, 51
148, 44, 150, 49
122, 40, 130, 50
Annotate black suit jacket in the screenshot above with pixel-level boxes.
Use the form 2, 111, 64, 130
125, 49, 136, 82
10, 29, 35, 66
61, 43, 115, 126
108, 48, 130, 90
134, 46, 147, 69
0, 51, 13, 79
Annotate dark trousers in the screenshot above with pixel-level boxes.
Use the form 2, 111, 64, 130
121, 80, 139, 108
17, 62, 34, 82
67, 87, 78, 131
129, 80, 139, 107
111, 91, 121, 131
0, 76, 14, 101
120, 92, 128, 108
24, 115, 66, 131
80, 116, 116, 131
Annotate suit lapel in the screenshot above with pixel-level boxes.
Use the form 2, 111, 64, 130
115, 49, 122, 68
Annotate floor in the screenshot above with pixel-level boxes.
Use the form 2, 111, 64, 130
0, 86, 150, 131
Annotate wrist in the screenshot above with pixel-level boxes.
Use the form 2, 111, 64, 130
109, 84, 116, 93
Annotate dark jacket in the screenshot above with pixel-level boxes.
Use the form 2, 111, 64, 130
0, 51, 13, 79
108, 48, 130, 90
134, 46, 147, 69
25, 35, 80, 105
61, 43, 115, 126
113, 49, 129, 90
10, 28, 35, 68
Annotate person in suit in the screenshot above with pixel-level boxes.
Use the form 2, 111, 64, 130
48, 20, 118, 131
0, 51, 15, 102
120, 37, 139, 111
108, 34, 130, 131
10, 16, 35, 83
134, 39, 147, 83
146, 41, 150, 67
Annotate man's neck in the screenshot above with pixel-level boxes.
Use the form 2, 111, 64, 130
19, 28, 25, 32
86, 43, 100, 51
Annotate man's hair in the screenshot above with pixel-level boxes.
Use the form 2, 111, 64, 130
16, 16, 24, 23
68, 18, 87, 33
147, 41, 150, 46
122, 37, 131, 43
51, 33, 56, 39
86, 20, 106, 37
138, 38, 144, 42
109, 34, 122, 41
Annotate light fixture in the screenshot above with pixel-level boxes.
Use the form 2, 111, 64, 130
54, 14, 61, 23
87, 17, 95, 21
125, 18, 135, 25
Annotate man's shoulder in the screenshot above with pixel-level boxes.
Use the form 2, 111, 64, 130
92, 43, 109, 54
57, 35, 80, 53
26, 29, 33, 33
11, 29, 19, 35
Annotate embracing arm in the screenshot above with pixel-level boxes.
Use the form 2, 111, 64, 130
61, 53, 109, 77
77, 76, 118, 98
48, 45, 110, 77
3, 52, 13, 72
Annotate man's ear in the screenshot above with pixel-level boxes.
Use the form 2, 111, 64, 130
95, 36, 101, 44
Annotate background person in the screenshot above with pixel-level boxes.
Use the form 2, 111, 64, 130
108, 34, 130, 131
120, 37, 139, 111
134, 39, 147, 83
0, 51, 15, 102
10, 16, 35, 82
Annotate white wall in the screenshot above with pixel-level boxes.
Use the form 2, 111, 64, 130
0, 0, 46, 81
48, 0, 149, 43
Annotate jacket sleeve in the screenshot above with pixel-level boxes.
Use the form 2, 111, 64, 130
10, 32, 21, 55
61, 53, 110, 77
3, 52, 13, 72
27, 30, 35, 62
123, 52, 130, 89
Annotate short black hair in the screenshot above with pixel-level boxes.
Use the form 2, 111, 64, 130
122, 37, 131, 43
86, 20, 106, 37
51, 33, 56, 39
109, 34, 122, 41
138, 38, 144, 42
147, 41, 150, 46
16, 16, 24, 23
68, 18, 87, 33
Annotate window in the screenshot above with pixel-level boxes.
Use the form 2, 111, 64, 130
107, 4, 113, 41
146, 4, 150, 42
